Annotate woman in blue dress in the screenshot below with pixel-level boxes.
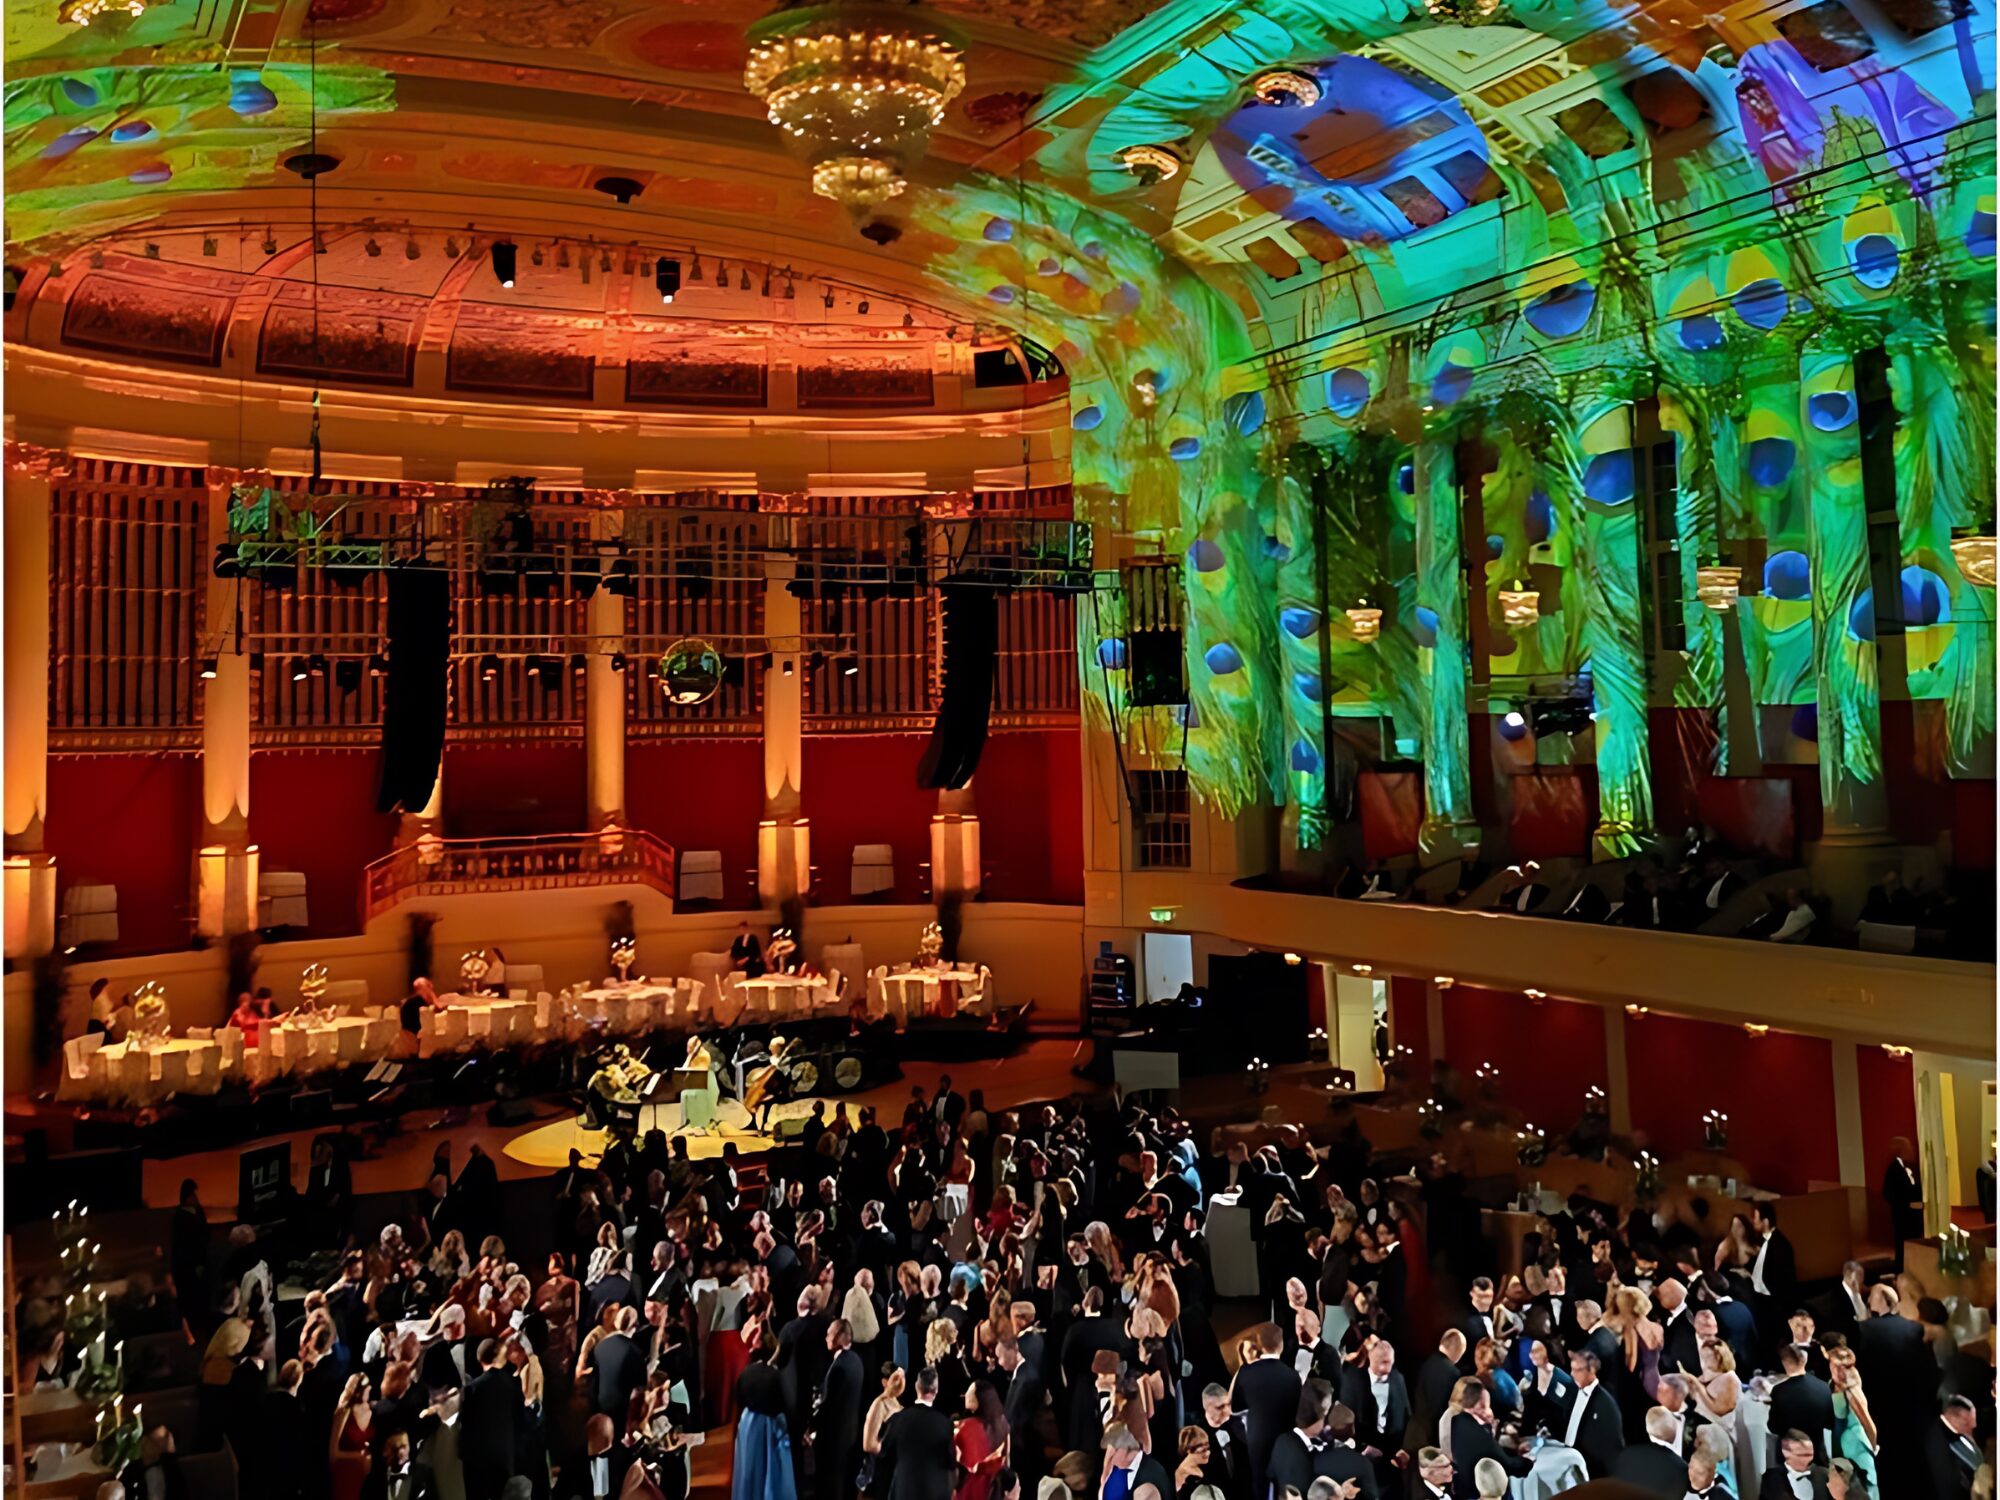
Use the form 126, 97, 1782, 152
733, 1328, 797, 1500
1829, 1345, 1880, 1492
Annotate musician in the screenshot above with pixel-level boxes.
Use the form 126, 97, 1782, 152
746, 1036, 797, 1133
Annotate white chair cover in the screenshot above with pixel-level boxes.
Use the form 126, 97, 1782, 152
504, 964, 544, 992
867, 967, 889, 1024
154, 1049, 189, 1098
111, 1046, 151, 1104
182, 1044, 221, 1096
58, 1035, 103, 1101
215, 1026, 244, 1075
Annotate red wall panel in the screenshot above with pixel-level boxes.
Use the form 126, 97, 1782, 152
1856, 1046, 1919, 1245
975, 728, 1084, 905
1954, 779, 1995, 870
442, 743, 586, 837
1442, 987, 1607, 1124
1359, 773, 1422, 860
625, 739, 763, 909
1389, 975, 1431, 1077
1622, 1011, 1839, 1194
45, 754, 199, 957
248, 751, 395, 938
803, 734, 935, 904
1508, 773, 1595, 859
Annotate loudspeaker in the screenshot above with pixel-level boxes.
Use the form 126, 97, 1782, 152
486, 1097, 536, 1127
1205, 952, 1309, 1067
1127, 628, 1186, 707
377, 565, 450, 814
918, 580, 998, 790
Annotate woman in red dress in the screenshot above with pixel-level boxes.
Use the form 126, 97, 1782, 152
952, 1378, 1009, 1500
328, 1373, 374, 1500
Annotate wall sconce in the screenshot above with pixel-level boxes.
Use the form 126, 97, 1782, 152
1148, 906, 1177, 924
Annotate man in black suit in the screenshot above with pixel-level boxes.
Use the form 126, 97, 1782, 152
1337, 1337, 1409, 1490
1610, 1405, 1692, 1497
1061, 1288, 1132, 1446
880, 1366, 958, 1500
118, 1425, 190, 1500
1656, 1278, 1701, 1377
1233, 1322, 1304, 1500
587, 1252, 635, 1325
1408, 1331, 1465, 1454
420, 1303, 471, 1393
1316, 1405, 1379, 1500
1747, 1203, 1797, 1353
1684, 1452, 1735, 1500
592, 1307, 649, 1439
1101, 1423, 1172, 1500
1856, 1283, 1943, 1496
1926, 1395, 1983, 1498
1555, 1350, 1622, 1480
1575, 1299, 1620, 1374
364, 1431, 440, 1500
931, 1073, 965, 1135
1881, 1139, 1922, 1270
1769, 1344, 1836, 1464
816, 1319, 866, 1500
1445, 1384, 1530, 1498
1197, 1385, 1253, 1500
248, 1357, 310, 1500
1531, 1263, 1582, 1349
756, 1228, 804, 1320
997, 1334, 1045, 1494
1456, 1279, 1498, 1370
565, 1412, 636, 1500
458, 1338, 522, 1500
1759, 1430, 1831, 1500
775, 1287, 833, 1464
1267, 1379, 1336, 1499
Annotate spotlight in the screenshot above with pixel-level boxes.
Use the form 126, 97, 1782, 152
144, 242, 159, 258
841, 655, 859, 676
334, 659, 362, 694
446, 236, 462, 258
369, 654, 388, 677
491, 241, 517, 288
202, 236, 218, 257
783, 657, 796, 676
655, 257, 680, 304
557, 244, 570, 269
712, 258, 725, 285
570, 653, 588, 676
761, 271, 772, 296
197, 657, 218, 680
857, 298, 869, 314
290, 659, 310, 683
690, 253, 702, 282
405, 238, 421, 261
783, 276, 796, 299
609, 652, 627, 674
529, 654, 561, 689
307, 653, 328, 678
739, 266, 751, 291
807, 651, 825, 673
365, 237, 382, 257
823, 287, 835, 309
261, 232, 277, 255
531, 244, 545, 267
479, 653, 501, 681
1502, 711, 1526, 730
903, 312, 914, 328
600, 248, 612, 273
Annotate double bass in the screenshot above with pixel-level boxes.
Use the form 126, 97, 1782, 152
742, 1034, 795, 1116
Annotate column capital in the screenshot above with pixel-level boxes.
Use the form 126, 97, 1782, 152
5, 441, 71, 479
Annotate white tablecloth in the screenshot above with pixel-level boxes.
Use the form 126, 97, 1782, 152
423, 995, 536, 1056
571, 981, 685, 1034
1203, 1189, 1259, 1298
736, 974, 829, 1019
265, 1017, 386, 1076
70, 1036, 224, 1105
882, 967, 983, 1022
1737, 1394, 1772, 1500
1514, 1441, 1589, 1500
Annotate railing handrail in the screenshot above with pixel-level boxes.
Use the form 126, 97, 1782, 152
361, 827, 676, 924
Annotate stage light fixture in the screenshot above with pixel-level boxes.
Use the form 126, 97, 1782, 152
198, 657, 219, 680
261, 232, 277, 255
609, 652, 628, 674
531, 245, 545, 267
783, 276, 796, 299
841, 654, 859, 676
369, 654, 388, 677
290, 659, 310, 683
446, 237, 462, 259
739, 266, 752, 291
307, 653, 328, 678
365, 237, 382, 257
807, 651, 825, 672
857, 298, 869, 314
479, 653, 502, 681
491, 240, 517, 288
783, 657, 796, 676
690, 253, 703, 283
202, 236, 218, 257
655, 257, 680, 304
570, 653, 588, 676
903, 312, 915, 327
405, 238, 421, 261
823, 287, 835, 309
334, 659, 362, 694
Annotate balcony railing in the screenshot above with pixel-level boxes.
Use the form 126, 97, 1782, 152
361, 828, 675, 925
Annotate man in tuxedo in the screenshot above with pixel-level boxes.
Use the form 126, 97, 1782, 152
1456, 1279, 1497, 1370
1408, 1331, 1465, 1454
1684, 1452, 1735, 1500
458, 1339, 522, 1500
775, 1288, 833, 1463
1656, 1278, 1700, 1377
1203, 1140, 1253, 1199
1881, 1140, 1922, 1270
1768, 1344, 1836, 1464
1531, 1263, 1581, 1348
1759, 1430, 1831, 1500
1926, 1395, 1983, 1498
1445, 1384, 1530, 1499
1556, 1350, 1622, 1480
1061, 1288, 1131, 1446
1652, 1374, 1695, 1458
1101, 1424, 1171, 1500
1747, 1203, 1797, 1352
931, 1073, 965, 1135
1575, 1299, 1619, 1373
1856, 1283, 1941, 1495
364, 1431, 439, 1500
118, 1425, 189, 1500
566, 1413, 635, 1500
997, 1336, 1045, 1494
1826, 1260, 1870, 1339
1234, 1322, 1304, 1500
1609, 1406, 1691, 1497
1339, 1338, 1409, 1487
1267, 1379, 1336, 1499
1411, 1446, 1453, 1500
880, 1367, 958, 1500
592, 1307, 648, 1439
816, 1319, 865, 1500
1198, 1386, 1252, 1500
1316, 1405, 1378, 1500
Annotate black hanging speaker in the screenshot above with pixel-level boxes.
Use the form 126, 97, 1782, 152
376, 565, 451, 814
1127, 629, 1187, 706
918, 579, 999, 790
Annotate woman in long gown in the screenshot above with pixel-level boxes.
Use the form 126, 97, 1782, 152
953, 1379, 1010, 1500
1829, 1346, 1880, 1490
328, 1373, 375, 1500
733, 1329, 795, 1500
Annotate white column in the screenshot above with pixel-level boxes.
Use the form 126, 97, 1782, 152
931, 782, 981, 900
585, 507, 626, 829
1830, 1039, 1869, 1241
758, 512, 808, 907
4, 442, 60, 958
196, 467, 258, 938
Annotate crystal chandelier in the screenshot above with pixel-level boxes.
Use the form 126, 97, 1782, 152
1952, 531, 1996, 588
1424, 0, 1508, 22
57, 0, 159, 21
744, 2, 967, 210
1694, 563, 1742, 612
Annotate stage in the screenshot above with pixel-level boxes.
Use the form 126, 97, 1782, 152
501, 1091, 788, 1167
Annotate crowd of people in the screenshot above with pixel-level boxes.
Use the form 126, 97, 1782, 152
18, 1053, 1991, 1500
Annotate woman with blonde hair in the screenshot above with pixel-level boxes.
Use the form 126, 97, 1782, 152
860, 1363, 906, 1496
1689, 1338, 1741, 1448
1085, 1221, 1126, 1285
1439, 1375, 1483, 1460
1601, 1283, 1663, 1441
1828, 1343, 1879, 1489
429, 1227, 470, 1284
1174, 1426, 1227, 1500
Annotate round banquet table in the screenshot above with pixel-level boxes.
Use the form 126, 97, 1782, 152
424, 994, 538, 1055
734, 974, 828, 1020
571, 981, 685, 1034
85, 1036, 224, 1105
264, 1016, 385, 1077
880, 967, 982, 1022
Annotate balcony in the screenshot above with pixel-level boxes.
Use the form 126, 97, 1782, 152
361, 829, 675, 925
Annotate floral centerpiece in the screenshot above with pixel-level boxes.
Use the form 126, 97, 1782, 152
129, 982, 170, 1048
299, 963, 330, 1006
916, 920, 943, 967
767, 927, 797, 973
610, 936, 637, 983
460, 949, 492, 996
